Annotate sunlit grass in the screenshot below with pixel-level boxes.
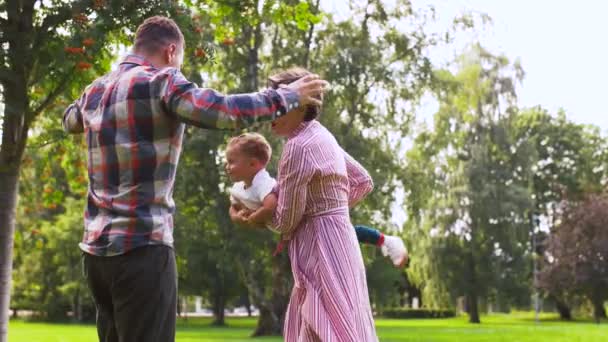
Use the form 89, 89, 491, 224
9, 312, 608, 342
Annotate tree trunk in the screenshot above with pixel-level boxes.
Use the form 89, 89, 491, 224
244, 291, 252, 317
554, 298, 572, 321
466, 293, 481, 324
593, 300, 606, 323
252, 252, 292, 337
465, 248, 481, 324
301, 0, 320, 68
253, 306, 281, 336
0, 171, 19, 341
408, 283, 422, 308
211, 291, 226, 326
2, 3, 32, 335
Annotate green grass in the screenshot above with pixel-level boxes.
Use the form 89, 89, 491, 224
8, 312, 608, 342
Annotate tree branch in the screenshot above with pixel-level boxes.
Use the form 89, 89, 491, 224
28, 68, 74, 121
32, 1, 91, 56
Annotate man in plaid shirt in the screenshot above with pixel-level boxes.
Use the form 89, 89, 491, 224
63, 16, 327, 342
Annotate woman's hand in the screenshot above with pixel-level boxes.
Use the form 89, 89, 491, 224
229, 205, 251, 225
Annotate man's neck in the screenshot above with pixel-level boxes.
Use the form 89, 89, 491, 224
133, 50, 168, 68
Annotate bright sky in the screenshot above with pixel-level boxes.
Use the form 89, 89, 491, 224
322, 0, 608, 131
321, 0, 608, 228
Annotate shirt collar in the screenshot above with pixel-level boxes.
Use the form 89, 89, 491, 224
288, 120, 315, 139
120, 54, 156, 68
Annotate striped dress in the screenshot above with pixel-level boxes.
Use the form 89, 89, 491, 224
272, 120, 378, 342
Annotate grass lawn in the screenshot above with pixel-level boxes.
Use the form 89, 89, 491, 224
8, 312, 608, 342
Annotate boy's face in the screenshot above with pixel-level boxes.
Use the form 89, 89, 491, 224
225, 147, 259, 183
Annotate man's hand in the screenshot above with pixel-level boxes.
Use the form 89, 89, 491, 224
281, 74, 329, 107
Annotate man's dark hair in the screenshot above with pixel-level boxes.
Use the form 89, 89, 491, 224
134, 16, 185, 54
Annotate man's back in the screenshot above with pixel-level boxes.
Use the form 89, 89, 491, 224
76, 55, 185, 255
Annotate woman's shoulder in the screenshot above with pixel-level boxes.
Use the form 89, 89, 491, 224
292, 121, 334, 144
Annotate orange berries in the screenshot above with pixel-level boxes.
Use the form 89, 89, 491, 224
222, 37, 235, 46
77, 61, 93, 71
195, 48, 206, 58
65, 47, 84, 54
73, 13, 88, 25
195, 26, 203, 33
93, 0, 105, 10
83, 38, 95, 47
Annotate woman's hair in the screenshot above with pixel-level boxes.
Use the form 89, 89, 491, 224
227, 133, 272, 165
268, 67, 321, 121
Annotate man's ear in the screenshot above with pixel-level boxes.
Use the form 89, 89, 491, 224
166, 43, 177, 64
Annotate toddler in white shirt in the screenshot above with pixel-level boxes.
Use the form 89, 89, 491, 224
225, 133, 408, 267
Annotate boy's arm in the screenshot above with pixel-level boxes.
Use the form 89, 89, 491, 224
246, 193, 277, 225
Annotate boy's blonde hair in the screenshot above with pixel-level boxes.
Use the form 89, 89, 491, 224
227, 133, 272, 165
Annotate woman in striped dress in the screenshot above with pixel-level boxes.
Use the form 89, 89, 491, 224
268, 68, 378, 342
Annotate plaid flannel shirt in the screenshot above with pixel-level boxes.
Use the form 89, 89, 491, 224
63, 54, 300, 256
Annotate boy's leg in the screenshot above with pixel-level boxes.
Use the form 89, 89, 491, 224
353, 225, 384, 246
112, 245, 177, 342
353, 224, 408, 268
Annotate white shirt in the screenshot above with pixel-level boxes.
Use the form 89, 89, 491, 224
229, 169, 277, 210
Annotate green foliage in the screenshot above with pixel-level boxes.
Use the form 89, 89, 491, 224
12, 197, 91, 321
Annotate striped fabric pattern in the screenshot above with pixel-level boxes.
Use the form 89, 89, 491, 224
63, 54, 299, 256
272, 120, 378, 342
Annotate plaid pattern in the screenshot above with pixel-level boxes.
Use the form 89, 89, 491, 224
63, 54, 300, 256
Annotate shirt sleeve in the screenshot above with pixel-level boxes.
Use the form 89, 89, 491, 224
271, 143, 313, 235
256, 176, 277, 202
63, 94, 86, 134
343, 149, 374, 207
160, 68, 300, 130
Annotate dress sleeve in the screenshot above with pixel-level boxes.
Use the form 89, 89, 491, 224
271, 143, 314, 235
343, 149, 374, 207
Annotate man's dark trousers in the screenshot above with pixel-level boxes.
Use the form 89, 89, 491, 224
83, 245, 177, 342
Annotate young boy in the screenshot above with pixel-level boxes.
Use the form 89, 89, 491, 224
226, 132, 408, 267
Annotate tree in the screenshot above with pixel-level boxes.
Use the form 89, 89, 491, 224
513, 108, 608, 319
539, 193, 608, 323
404, 45, 534, 323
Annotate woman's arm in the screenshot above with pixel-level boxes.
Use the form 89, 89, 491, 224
343, 149, 374, 207
271, 143, 313, 235
229, 204, 245, 224
246, 193, 278, 225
